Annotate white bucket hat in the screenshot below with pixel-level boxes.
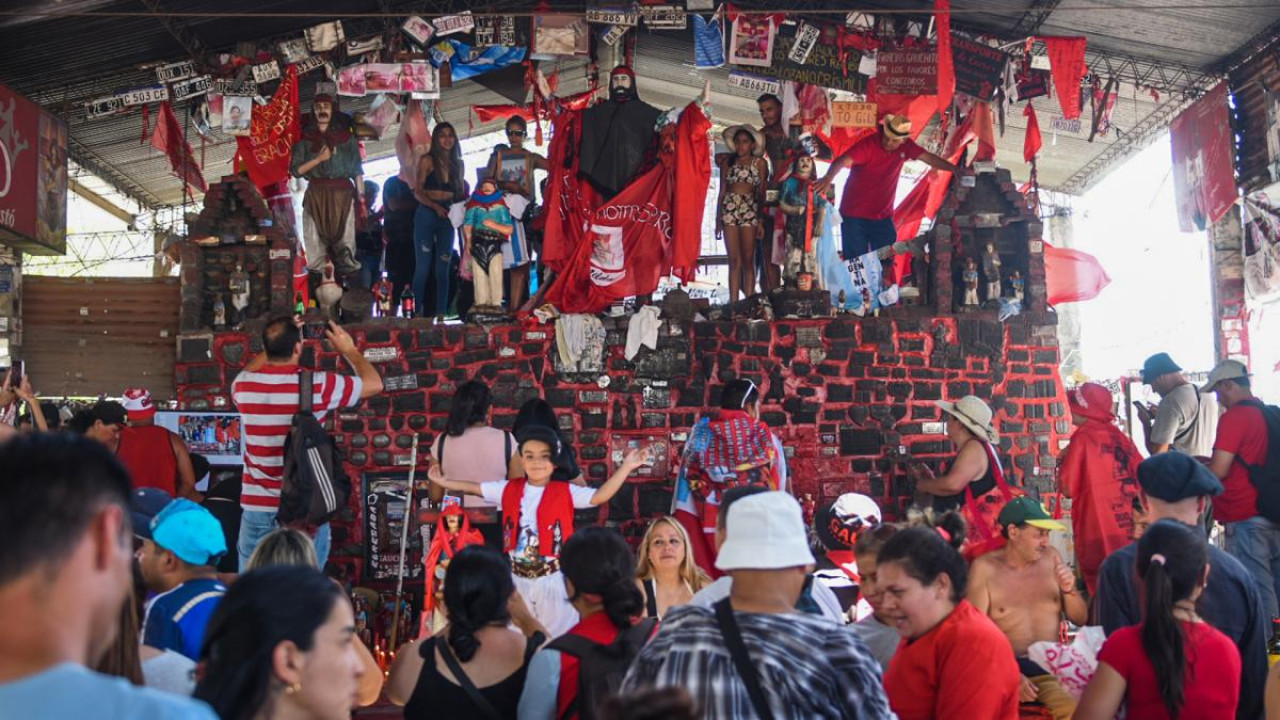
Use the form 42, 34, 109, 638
716, 491, 816, 572
936, 395, 998, 443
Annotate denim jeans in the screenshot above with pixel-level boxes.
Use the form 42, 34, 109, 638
238, 510, 331, 571
413, 205, 455, 317
1224, 515, 1280, 619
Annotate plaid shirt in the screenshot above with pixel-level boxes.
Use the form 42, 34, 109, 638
622, 605, 894, 720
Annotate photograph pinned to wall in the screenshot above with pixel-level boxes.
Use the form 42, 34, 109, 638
532, 14, 589, 57
728, 14, 777, 67
399, 62, 437, 95
497, 149, 531, 190
155, 412, 243, 466
305, 20, 344, 52
206, 93, 224, 126
402, 15, 435, 46
277, 38, 311, 64
338, 64, 368, 96
364, 64, 400, 93
221, 95, 253, 136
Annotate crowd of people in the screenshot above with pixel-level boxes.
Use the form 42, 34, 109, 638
2, 317, 1279, 720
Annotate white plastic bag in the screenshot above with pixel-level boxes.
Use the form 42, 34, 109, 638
1026, 626, 1107, 700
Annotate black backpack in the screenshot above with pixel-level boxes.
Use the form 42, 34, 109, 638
546, 618, 658, 720
1239, 399, 1280, 523
277, 370, 351, 527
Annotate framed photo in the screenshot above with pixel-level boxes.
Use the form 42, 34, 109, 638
402, 16, 435, 46
728, 15, 777, 67
533, 14, 588, 57
221, 95, 252, 136
155, 412, 243, 466
363, 64, 400, 93
399, 62, 437, 95
497, 149, 530, 190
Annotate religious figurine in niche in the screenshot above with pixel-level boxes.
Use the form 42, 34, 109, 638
962, 256, 980, 307
314, 259, 344, 318
462, 177, 515, 316
1009, 269, 1025, 303
228, 263, 250, 326
779, 153, 825, 290
419, 499, 483, 638
212, 293, 227, 329
290, 88, 364, 289
982, 242, 1002, 302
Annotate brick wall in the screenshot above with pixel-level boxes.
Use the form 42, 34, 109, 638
175, 311, 1068, 583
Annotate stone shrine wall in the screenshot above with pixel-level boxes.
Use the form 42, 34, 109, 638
175, 312, 1069, 583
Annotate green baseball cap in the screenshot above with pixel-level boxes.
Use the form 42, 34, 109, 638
997, 496, 1064, 531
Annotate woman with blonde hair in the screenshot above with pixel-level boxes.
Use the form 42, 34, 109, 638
245, 527, 318, 572
635, 516, 710, 619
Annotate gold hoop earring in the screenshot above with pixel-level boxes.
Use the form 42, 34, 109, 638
284, 682, 302, 696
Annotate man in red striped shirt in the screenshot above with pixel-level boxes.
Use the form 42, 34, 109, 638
232, 316, 383, 570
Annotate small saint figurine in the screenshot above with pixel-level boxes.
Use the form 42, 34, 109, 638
1009, 269, 1025, 303
779, 154, 824, 289
420, 499, 483, 637
373, 271, 393, 318
981, 242, 1002, 302
462, 177, 515, 315
212, 293, 227, 328
962, 256, 980, 307
228, 263, 250, 326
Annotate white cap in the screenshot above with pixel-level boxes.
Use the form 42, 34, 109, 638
715, 492, 816, 572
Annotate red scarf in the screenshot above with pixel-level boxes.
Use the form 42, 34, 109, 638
300, 113, 354, 153
501, 479, 576, 557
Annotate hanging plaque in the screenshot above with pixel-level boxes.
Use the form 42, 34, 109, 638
787, 22, 821, 65
640, 6, 687, 30
155, 60, 196, 84
172, 75, 213, 102
586, 8, 639, 26
875, 49, 937, 94
951, 35, 1009, 101
727, 70, 782, 97
831, 101, 877, 128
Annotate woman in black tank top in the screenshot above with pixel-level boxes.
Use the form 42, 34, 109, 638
910, 396, 1001, 511
387, 547, 545, 719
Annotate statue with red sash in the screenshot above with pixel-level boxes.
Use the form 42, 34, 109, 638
418, 498, 484, 637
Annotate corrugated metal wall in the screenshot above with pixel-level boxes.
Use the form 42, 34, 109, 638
1230, 40, 1280, 194
22, 276, 179, 400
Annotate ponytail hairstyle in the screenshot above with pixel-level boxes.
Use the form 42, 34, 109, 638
442, 545, 514, 662
720, 379, 759, 412
876, 511, 968, 602
560, 526, 644, 629
1137, 519, 1208, 719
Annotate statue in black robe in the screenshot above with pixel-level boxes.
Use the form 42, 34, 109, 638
577, 66, 662, 201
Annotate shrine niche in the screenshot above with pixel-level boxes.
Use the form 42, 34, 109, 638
179, 175, 293, 333
926, 167, 1047, 316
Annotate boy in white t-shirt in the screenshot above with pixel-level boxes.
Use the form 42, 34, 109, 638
428, 424, 652, 635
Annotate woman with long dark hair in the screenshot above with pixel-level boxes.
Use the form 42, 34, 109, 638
878, 514, 1021, 719
194, 566, 364, 720
414, 121, 467, 320
673, 378, 787, 574
1075, 519, 1240, 719
387, 545, 545, 719
428, 380, 518, 506
519, 527, 655, 719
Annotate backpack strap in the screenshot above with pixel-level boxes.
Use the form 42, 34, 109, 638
1171, 384, 1201, 443
437, 433, 446, 466
713, 599, 776, 720
505, 431, 513, 465
299, 369, 314, 414
436, 637, 504, 720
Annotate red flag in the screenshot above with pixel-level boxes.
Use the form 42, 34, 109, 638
234, 65, 300, 187
1023, 103, 1042, 162
1045, 242, 1111, 304
935, 0, 955, 113
672, 104, 712, 282
538, 108, 590, 272
150, 101, 207, 194
1042, 36, 1087, 121
894, 102, 985, 241
972, 101, 997, 162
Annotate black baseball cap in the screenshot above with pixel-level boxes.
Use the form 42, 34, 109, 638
1137, 451, 1222, 501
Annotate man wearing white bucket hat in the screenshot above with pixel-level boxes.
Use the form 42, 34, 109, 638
816, 114, 958, 261
623, 491, 894, 720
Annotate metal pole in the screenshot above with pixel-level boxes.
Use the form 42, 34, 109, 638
388, 433, 419, 652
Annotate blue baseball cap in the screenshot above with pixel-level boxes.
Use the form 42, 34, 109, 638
150, 498, 227, 566
130, 487, 174, 540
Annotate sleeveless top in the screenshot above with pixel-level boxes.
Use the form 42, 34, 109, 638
932, 443, 997, 513
117, 424, 178, 496
404, 633, 543, 720
423, 159, 465, 202
726, 161, 762, 187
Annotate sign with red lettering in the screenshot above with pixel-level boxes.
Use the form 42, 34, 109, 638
0, 84, 67, 253
876, 49, 938, 95
951, 36, 1008, 101
234, 66, 300, 188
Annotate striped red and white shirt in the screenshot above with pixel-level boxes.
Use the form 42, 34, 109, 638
231, 364, 363, 512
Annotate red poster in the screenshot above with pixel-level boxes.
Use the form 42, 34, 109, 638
0, 84, 67, 253
1170, 82, 1238, 233
234, 65, 300, 188
876, 49, 938, 95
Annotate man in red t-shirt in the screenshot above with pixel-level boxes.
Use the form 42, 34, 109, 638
1204, 359, 1277, 618
815, 115, 958, 259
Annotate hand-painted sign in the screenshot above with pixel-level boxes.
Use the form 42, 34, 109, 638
951, 35, 1008, 101
876, 49, 937, 94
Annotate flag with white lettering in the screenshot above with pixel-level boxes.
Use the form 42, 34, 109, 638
234, 65, 300, 187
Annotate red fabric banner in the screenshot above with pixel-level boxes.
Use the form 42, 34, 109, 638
234, 65, 300, 188
151, 101, 207, 195
1045, 242, 1111, 304
1023, 103, 1042, 162
935, 0, 955, 113
1170, 82, 1238, 233
1042, 36, 1087, 121
537, 108, 590, 272
543, 104, 709, 313
894, 101, 988, 242
672, 104, 712, 282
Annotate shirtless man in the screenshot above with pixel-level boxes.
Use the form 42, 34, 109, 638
968, 496, 1087, 720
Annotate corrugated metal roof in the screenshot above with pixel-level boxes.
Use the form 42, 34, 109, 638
1, 0, 1277, 210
